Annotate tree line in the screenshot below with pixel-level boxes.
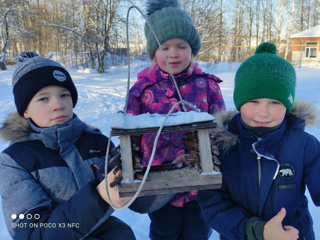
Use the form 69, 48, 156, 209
0, 0, 319, 72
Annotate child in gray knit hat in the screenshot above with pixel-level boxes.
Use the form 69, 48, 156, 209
126, 0, 225, 239
0, 51, 135, 239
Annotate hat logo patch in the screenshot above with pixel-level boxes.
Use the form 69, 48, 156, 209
278, 163, 295, 179
288, 94, 293, 104
53, 70, 66, 82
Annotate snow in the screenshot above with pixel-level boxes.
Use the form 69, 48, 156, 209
290, 25, 320, 38
111, 111, 214, 129
0, 60, 319, 239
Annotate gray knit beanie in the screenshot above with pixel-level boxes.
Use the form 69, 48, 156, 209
12, 51, 78, 116
144, 0, 201, 60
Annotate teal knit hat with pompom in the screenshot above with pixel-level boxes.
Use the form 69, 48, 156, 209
144, 0, 201, 60
233, 42, 296, 112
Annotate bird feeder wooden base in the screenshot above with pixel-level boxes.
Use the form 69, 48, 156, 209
118, 169, 221, 197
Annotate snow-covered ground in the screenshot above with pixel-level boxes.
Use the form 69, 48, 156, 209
0, 60, 319, 239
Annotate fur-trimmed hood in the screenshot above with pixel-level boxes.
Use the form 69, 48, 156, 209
211, 99, 319, 153
0, 112, 31, 142
0, 112, 97, 143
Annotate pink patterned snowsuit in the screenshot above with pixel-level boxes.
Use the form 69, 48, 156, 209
126, 63, 225, 206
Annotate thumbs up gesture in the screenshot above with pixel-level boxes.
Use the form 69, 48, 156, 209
263, 208, 299, 240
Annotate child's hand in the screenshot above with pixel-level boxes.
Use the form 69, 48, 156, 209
97, 170, 132, 209
263, 208, 299, 240
97, 146, 132, 208
107, 151, 122, 187
172, 154, 190, 164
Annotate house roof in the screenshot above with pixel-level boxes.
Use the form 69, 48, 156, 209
291, 25, 320, 38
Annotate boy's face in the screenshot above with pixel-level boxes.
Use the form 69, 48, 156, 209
23, 86, 73, 128
155, 38, 192, 75
240, 98, 286, 128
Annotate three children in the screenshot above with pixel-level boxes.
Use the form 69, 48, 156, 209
0, 2, 319, 240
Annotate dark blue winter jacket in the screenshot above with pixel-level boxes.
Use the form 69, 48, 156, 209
198, 100, 320, 240
0, 113, 116, 239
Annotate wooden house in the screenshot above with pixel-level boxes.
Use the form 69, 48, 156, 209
291, 25, 320, 64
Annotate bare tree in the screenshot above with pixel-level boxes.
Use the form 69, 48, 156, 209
233, 0, 239, 61
183, 0, 222, 62
294, 0, 307, 31
285, 0, 295, 59
311, 0, 320, 26
256, 0, 260, 46
246, 0, 254, 57
0, 4, 15, 70
218, 0, 224, 61
275, 0, 288, 47
76, 0, 128, 72
0, 1, 37, 70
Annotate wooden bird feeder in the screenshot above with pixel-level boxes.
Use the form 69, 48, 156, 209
111, 111, 222, 198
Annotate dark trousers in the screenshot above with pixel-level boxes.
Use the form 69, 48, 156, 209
86, 216, 136, 240
149, 201, 212, 240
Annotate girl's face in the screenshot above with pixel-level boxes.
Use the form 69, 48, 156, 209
155, 38, 192, 75
240, 98, 286, 128
24, 85, 73, 128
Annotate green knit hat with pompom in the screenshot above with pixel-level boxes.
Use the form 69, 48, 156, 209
233, 42, 296, 111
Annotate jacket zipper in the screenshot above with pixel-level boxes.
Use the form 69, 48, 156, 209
257, 154, 262, 189
256, 137, 262, 190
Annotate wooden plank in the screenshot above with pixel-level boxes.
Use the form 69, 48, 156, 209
197, 129, 214, 173
111, 121, 216, 136
119, 135, 134, 181
118, 173, 222, 197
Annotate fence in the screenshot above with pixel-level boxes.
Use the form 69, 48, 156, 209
3, 44, 320, 70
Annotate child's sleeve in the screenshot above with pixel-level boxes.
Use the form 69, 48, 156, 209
245, 217, 267, 240
126, 86, 144, 116
207, 76, 226, 115
0, 152, 112, 239
302, 135, 320, 206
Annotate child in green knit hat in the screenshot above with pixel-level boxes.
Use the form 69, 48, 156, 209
198, 42, 320, 240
